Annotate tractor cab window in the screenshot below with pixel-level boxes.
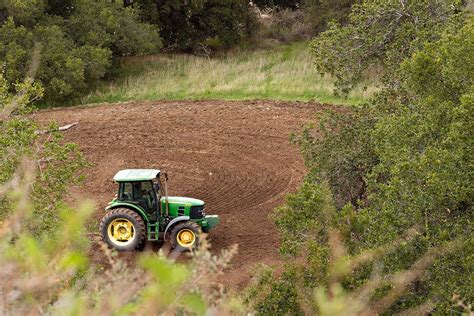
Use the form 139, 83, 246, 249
140, 181, 157, 213
118, 181, 157, 213
119, 182, 133, 201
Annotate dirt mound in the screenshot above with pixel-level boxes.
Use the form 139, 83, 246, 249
34, 100, 325, 289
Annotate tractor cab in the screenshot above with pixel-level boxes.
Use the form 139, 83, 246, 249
114, 170, 161, 217
114, 169, 162, 218
100, 169, 219, 252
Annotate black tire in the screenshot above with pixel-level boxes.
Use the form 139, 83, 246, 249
100, 208, 146, 251
170, 222, 201, 252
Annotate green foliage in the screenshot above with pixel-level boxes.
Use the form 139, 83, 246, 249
272, 181, 335, 256
0, 73, 86, 236
303, 0, 357, 32
355, 19, 473, 311
310, 0, 464, 94
257, 7, 314, 43
250, 8, 473, 315
0, 0, 46, 26
246, 264, 303, 315
248, 180, 469, 315
292, 108, 377, 209
154, 0, 258, 53
67, 1, 161, 56
0, 0, 161, 102
0, 18, 34, 88
253, 0, 300, 8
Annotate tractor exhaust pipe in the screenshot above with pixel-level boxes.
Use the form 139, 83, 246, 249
163, 172, 170, 217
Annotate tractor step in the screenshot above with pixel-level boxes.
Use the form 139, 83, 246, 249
147, 223, 160, 241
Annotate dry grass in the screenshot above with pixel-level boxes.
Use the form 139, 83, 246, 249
78, 42, 377, 106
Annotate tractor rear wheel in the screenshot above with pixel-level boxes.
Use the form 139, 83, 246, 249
100, 208, 145, 251
170, 222, 201, 252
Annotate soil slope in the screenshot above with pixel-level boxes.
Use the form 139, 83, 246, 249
35, 100, 324, 289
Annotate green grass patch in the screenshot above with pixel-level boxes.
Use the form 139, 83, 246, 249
67, 42, 376, 107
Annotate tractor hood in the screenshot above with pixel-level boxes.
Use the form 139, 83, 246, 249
160, 196, 204, 206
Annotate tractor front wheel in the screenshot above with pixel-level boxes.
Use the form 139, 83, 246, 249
170, 222, 201, 252
100, 208, 145, 251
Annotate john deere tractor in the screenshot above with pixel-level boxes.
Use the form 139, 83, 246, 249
100, 169, 219, 251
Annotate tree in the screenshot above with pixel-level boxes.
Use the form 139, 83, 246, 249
303, 0, 357, 32
253, 0, 300, 8
67, 0, 162, 56
150, 0, 258, 52
310, 0, 464, 94
249, 9, 473, 314
0, 0, 162, 102
0, 53, 86, 235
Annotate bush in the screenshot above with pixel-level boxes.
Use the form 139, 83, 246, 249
310, 0, 464, 94
0, 64, 86, 236
303, 0, 356, 32
0, 0, 162, 103
256, 7, 313, 43
153, 0, 258, 53
247, 182, 468, 315
67, 1, 161, 56
250, 0, 357, 45
248, 8, 473, 315
253, 0, 300, 8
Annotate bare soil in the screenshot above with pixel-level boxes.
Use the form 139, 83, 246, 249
34, 100, 325, 289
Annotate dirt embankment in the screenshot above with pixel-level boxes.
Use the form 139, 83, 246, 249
35, 100, 326, 289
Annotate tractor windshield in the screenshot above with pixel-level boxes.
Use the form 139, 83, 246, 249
119, 182, 133, 200
140, 181, 157, 212
118, 181, 157, 213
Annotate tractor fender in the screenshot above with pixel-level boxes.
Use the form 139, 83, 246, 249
105, 202, 149, 223
164, 216, 190, 240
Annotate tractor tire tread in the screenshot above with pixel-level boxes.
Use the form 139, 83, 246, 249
170, 221, 201, 252
100, 208, 146, 251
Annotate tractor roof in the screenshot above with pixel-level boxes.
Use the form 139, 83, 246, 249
113, 169, 160, 182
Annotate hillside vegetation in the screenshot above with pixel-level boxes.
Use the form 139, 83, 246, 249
79, 42, 375, 106
248, 2, 473, 314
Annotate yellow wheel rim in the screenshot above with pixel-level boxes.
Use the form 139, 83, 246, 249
107, 218, 135, 246
177, 229, 196, 248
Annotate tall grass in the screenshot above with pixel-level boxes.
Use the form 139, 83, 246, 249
78, 42, 376, 106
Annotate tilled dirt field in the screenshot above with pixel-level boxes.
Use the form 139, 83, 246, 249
35, 100, 325, 289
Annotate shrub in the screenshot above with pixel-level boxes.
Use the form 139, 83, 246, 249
256, 7, 313, 43
247, 182, 468, 315
67, 1, 162, 56
245, 6, 473, 314
263, 11, 473, 314
0, 0, 162, 102
154, 0, 258, 53
303, 0, 357, 32
253, 0, 300, 8
310, 0, 464, 94
0, 62, 86, 236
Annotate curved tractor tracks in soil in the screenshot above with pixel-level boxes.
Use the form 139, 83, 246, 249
35, 100, 327, 289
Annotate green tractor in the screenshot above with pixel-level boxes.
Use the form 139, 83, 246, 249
100, 169, 219, 251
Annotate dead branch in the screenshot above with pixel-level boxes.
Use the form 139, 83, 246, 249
35, 122, 78, 135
